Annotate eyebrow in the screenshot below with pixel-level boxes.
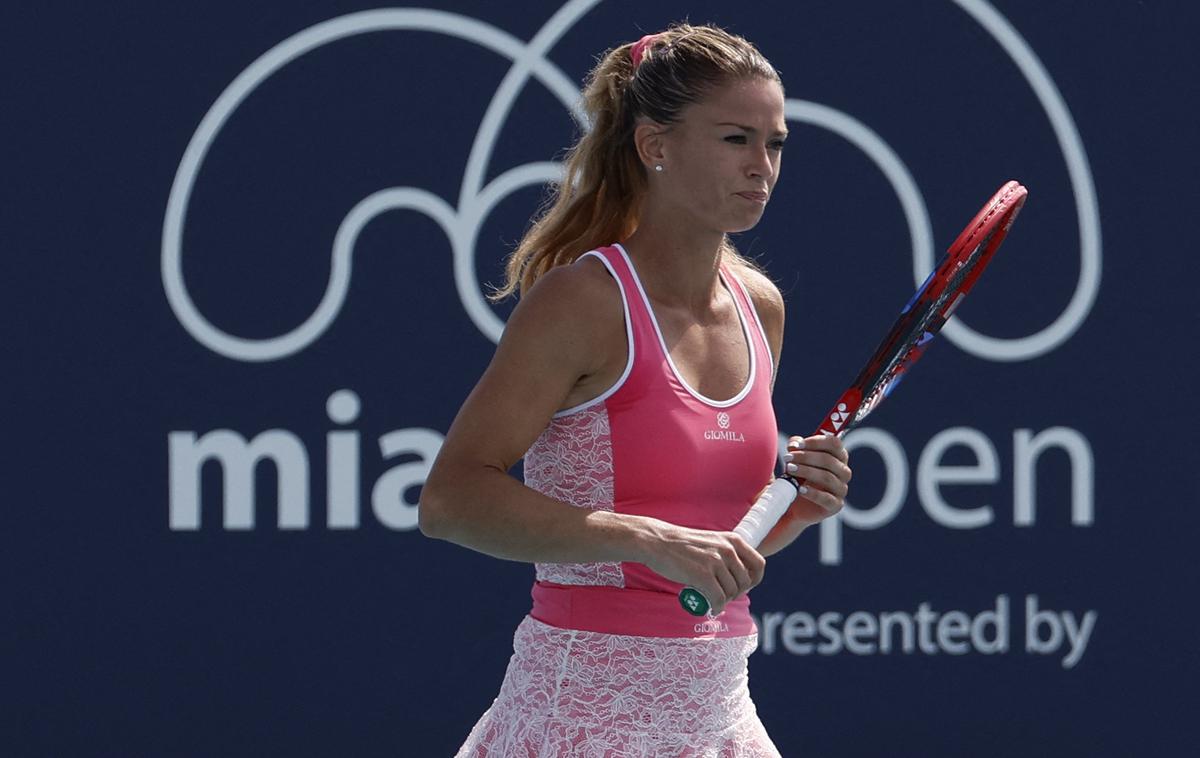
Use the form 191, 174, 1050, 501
715, 121, 789, 138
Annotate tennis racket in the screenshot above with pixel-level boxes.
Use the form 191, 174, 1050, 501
678, 180, 1029, 617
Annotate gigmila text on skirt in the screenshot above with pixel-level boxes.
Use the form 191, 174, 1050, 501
455, 616, 782, 757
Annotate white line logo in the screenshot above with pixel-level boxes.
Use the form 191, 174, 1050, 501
162, 0, 1098, 364
829, 403, 849, 432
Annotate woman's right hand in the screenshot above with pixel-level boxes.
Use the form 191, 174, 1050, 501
636, 520, 766, 615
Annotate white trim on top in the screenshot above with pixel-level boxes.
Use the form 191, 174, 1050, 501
612, 243, 755, 408
551, 250, 636, 418
724, 267, 777, 383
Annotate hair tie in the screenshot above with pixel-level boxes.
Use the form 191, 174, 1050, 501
629, 33, 659, 68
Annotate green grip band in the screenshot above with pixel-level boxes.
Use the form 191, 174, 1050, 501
678, 587, 711, 617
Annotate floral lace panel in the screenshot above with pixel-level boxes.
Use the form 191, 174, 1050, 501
525, 406, 623, 588
456, 617, 781, 757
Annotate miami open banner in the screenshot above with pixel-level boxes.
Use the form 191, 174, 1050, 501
9, 1, 1195, 756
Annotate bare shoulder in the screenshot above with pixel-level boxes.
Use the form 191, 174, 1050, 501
728, 261, 785, 354
510, 254, 621, 339
539, 252, 621, 306
498, 252, 623, 374
429, 253, 623, 475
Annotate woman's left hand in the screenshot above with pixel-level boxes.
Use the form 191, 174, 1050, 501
783, 433, 852, 526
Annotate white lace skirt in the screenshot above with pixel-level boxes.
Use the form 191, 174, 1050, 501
455, 616, 781, 757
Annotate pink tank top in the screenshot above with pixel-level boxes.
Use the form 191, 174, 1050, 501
524, 244, 779, 638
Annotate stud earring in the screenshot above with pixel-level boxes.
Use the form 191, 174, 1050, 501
654, 164, 663, 172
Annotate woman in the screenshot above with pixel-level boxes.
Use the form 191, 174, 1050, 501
420, 23, 853, 756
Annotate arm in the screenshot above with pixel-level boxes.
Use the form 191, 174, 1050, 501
419, 258, 763, 612
733, 265, 852, 557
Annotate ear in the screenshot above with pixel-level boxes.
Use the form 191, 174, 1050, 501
633, 121, 668, 171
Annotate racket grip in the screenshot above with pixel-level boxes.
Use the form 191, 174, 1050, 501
733, 477, 802, 547
678, 477, 801, 617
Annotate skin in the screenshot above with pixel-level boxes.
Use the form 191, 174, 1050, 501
420, 76, 852, 615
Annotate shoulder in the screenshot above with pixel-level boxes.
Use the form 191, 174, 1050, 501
516, 252, 621, 326
727, 261, 784, 352
500, 252, 623, 366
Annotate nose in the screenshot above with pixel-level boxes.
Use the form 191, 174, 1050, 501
747, 143, 775, 181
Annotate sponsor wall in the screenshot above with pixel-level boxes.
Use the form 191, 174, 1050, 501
8, 1, 1195, 756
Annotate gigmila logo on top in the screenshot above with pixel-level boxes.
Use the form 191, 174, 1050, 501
163, 2, 1100, 565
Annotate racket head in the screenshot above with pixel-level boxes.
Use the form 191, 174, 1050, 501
818, 180, 1028, 436
941, 180, 1028, 306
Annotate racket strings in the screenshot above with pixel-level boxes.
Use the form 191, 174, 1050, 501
854, 221, 1004, 426
856, 286, 955, 420
942, 223, 1002, 301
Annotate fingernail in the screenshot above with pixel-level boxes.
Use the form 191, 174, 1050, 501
792, 438, 806, 449
798, 485, 809, 495
783, 453, 794, 462
786, 463, 798, 474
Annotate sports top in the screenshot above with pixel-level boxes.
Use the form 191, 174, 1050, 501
524, 244, 779, 639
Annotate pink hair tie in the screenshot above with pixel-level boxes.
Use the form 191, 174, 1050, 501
629, 33, 659, 67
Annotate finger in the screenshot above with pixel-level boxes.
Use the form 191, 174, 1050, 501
808, 468, 850, 501
728, 534, 766, 588
799, 484, 846, 514
785, 460, 847, 493
801, 432, 847, 462
786, 450, 852, 484
723, 548, 754, 597
791, 448, 840, 471
803, 434, 849, 462
713, 562, 740, 605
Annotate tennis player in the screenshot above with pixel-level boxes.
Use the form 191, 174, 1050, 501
420, 23, 852, 756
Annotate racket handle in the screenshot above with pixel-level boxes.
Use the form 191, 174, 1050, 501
678, 477, 801, 617
733, 476, 802, 546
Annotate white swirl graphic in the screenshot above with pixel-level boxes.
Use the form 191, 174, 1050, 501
162, 3, 597, 361
942, 0, 1101, 360
162, 0, 1098, 363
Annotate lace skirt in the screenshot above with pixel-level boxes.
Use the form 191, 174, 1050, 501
455, 616, 781, 757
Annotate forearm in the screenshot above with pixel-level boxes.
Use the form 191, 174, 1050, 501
419, 464, 658, 565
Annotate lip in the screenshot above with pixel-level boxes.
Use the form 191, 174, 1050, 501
735, 191, 769, 204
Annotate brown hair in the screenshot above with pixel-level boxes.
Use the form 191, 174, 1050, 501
491, 23, 782, 300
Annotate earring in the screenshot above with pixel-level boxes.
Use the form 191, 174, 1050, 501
654, 164, 663, 172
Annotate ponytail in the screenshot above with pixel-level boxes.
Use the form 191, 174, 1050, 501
491, 24, 780, 301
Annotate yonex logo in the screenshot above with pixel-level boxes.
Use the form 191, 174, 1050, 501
717, 412, 731, 430
829, 403, 849, 432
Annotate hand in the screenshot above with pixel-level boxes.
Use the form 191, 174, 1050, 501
783, 433, 852, 526
637, 521, 765, 616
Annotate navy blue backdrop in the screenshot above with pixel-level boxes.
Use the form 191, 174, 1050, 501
7, 1, 1197, 756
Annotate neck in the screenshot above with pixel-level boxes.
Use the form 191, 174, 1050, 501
621, 213, 727, 315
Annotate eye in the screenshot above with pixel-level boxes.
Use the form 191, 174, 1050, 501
769, 139, 787, 152
724, 134, 748, 144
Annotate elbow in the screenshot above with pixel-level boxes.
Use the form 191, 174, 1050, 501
418, 458, 495, 540
418, 469, 463, 540
417, 484, 448, 539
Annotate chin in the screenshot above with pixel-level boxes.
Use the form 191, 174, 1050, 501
726, 212, 767, 234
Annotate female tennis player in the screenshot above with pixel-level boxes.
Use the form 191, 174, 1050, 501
420, 23, 852, 756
